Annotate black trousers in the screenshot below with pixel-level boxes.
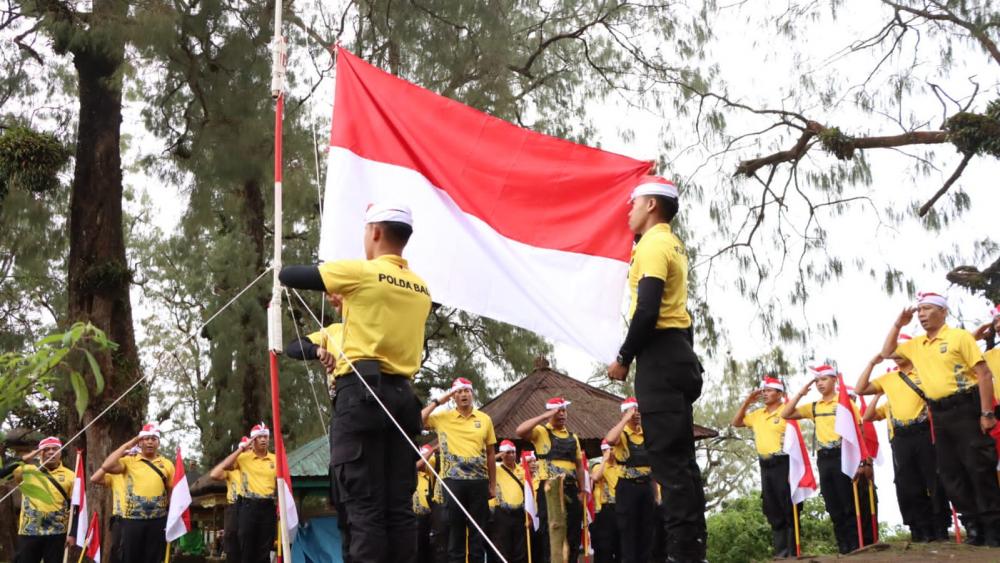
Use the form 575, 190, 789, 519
443, 478, 491, 563
417, 512, 433, 563
929, 392, 1000, 531
760, 456, 796, 532
108, 516, 124, 563
119, 516, 167, 563
634, 329, 707, 561
590, 506, 619, 563
223, 503, 241, 563
330, 463, 352, 563
430, 502, 449, 562
533, 483, 550, 563
889, 423, 949, 533
237, 497, 277, 563
615, 478, 656, 563
491, 507, 528, 563
560, 479, 583, 563
816, 449, 876, 553
330, 371, 422, 563
14, 535, 63, 563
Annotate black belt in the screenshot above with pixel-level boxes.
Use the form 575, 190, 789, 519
891, 419, 931, 438
620, 476, 651, 485
238, 497, 276, 505
334, 363, 408, 388
759, 453, 788, 467
817, 446, 841, 458
927, 388, 978, 413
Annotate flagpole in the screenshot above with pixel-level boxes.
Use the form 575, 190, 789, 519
267, 0, 292, 558
164, 541, 171, 563
952, 504, 962, 544
525, 511, 533, 563
851, 479, 864, 549
867, 479, 878, 543
792, 502, 801, 557
63, 450, 81, 563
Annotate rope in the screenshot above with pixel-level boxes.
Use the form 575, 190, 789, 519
1, 267, 274, 505
288, 288, 510, 563
282, 287, 330, 433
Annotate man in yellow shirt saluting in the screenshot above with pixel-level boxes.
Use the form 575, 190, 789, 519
490, 440, 528, 563
208, 435, 252, 562
91, 444, 139, 563
211, 424, 277, 563
12, 436, 75, 563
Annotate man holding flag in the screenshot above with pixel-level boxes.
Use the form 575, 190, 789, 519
782, 367, 872, 554
732, 377, 798, 558
491, 440, 528, 563
783, 406, 818, 557
12, 436, 75, 563
515, 397, 585, 563
100, 423, 174, 563
606, 176, 707, 563
165, 448, 193, 557
280, 201, 431, 563
881, 292, 1000, 546
605, 397, 656, 563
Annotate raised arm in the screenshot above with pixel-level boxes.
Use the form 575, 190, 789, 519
731, 390, 762, 428
880, 308, 914, 358
515, 411, 554, 441
605, 409, 633, 446
855, 354, 884, 395
422, 388, 457, 426
209, 445, 247, 481
101, 436, 140, 475
862, 394, 884, 423
781, 381, 814, 420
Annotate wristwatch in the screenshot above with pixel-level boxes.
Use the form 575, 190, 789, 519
982, 411, 996, 419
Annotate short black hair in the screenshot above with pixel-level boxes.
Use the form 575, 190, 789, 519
376, 221, 413, 246
651, 195, 678, 223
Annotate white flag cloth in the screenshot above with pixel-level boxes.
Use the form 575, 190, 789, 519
782, 418, 818, 504
835, 375, 868, 478
70, 453, 88, 546
164, 449, 192, 542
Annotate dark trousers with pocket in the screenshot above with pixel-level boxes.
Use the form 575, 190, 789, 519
330, 371, 422, 563
444, 478, 491, 563
929, 391, 1000, 533
119, 516, 168, 563
430, 501, 449, 562
533, 482, 550, 563
223, 503, 241, 563
890, 422, 949, 534
590, 505, 619, 563
760, 455, 796, 531
417, 511, 433, 563
817, 448, 876, 552
615, 478, 656, 563
491, 506, 528, 563
108, 516, 124, 563
238, 497, 277, 563
14, 534, 63, 563
634, 328, 707, 561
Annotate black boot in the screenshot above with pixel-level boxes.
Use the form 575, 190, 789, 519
985, 522, 1000, 548
910, 525, 929, 543
931, 526, 950, 542
785, 528, 797, 557
963, 519, 985, 546
771, 528, 790, 558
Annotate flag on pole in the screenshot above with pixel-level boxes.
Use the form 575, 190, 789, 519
82, 511, 100, 562
580, 450, 595, 524
856, 394, 881, 463
321, 47, 653, 362
521, 452, 539, 531
835, 375, 869, 478
276, 433, 299, 542
783, 418, 818, 504
165, 448, 192, 542
70, 451, 88, 546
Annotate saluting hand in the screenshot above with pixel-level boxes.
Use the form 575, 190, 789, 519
796, 380, 814, 397
973, 322, 994, 342
894, 307, 915, 329
746, 389, 763, 403
607, 361, 628, 382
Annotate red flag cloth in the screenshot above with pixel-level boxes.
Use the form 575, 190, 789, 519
321, 47, 654, 362
857, 395, 880, 461
165, 448, 192, 541
835, 375, 869, 478
782, 415, 817, 504
276, 430, 300, 543
581, 450, 595, 523
70, 451, 88, 546
521, 453, 539, 531
84, 511, 101, 562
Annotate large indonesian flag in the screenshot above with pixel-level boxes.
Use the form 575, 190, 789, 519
835, 375, 869, 478
70, 451, 88, 546
782, 418, 817, 504
276, 432, 300, 544
165, 448, 192, 542
321, 47, 653, 361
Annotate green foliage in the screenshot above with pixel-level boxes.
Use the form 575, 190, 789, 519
707, 495, 836, 563
0, 126, 70, 202
0, 322, 117, 423
946, 99, 1000, 158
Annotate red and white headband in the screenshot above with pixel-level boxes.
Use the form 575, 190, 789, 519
521, 451, 536, 462
600, 439, 611, 451
451, 377, 473, 392
917, 291, 948, 310
545, 397, 571, 410
139, 423, 161, 438
810, 365, 837, 378
629, 175, 679, 202
498, 440, 516, 453
761, 377, 784, 392
621, 397, 639, 412
250, 423, 270, 439
365, 202, 413, 226
38, 436, 62, 449
420, 444, 434, 456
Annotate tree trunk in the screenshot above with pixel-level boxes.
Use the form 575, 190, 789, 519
237, 176, 269, 434
63, 0, 143, 554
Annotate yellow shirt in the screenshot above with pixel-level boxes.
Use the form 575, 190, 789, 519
871, 369, 927, 425
224, 468, 242, 504
307, 323, 344, 389
528, 423, 581, 480
121, 454, 174, 520
593, 462, 621, 512
427, 408, 497, 480
319, 255, 432, 378
613, 425, 652, 479
875, 403, 895, 440
102, 472, 127, 517
985, 348, 1000, 401
895, 325, 985, 400
15, 464, 74, 536
413, 470, 433, 515
494, 462, 525, 509
796, 399, 858, 448
235, 451, 277, 499
743, 406, 786, 456
628, 222, 691, 329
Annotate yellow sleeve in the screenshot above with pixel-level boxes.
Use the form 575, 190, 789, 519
306, 330, 323, 345
871, 376, 886, 393
163, 459, 175, 483
957, 331, 986, 368
485, 418, 497, 446
743, 409, 759, 426
633, 238, 670, 281
894, 339, 915, 361
12, 464, 27, 479
103, 473, 112, 486
795, 403, 814, 419
574, 435, 582, 459
875, 404, 888, 421
318, 260, 365, 295
613, 438, 629, 461
528, 426, 544, 448
426, 411, 442, 431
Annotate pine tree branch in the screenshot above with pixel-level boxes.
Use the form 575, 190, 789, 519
918, 151, 974, 216
882, 0, 1000, 66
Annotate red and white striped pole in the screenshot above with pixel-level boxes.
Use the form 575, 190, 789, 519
267, 0, 291, 559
